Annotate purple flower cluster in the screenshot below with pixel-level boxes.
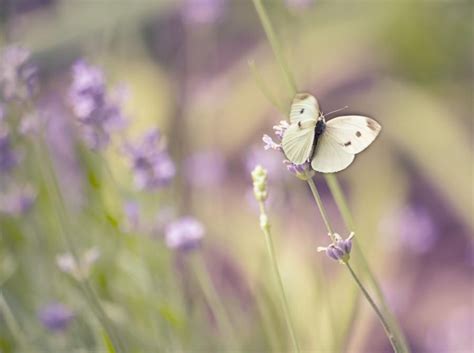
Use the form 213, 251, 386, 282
0, 185, 36, 216
38, 302, 74, 332
69, 60, 126, 150
125, 129, 176, 190
317, 232, 355, 262
0, 45, 38, 101
165, 216, 204, 252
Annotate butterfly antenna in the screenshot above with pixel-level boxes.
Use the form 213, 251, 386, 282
324, 106, 349, 117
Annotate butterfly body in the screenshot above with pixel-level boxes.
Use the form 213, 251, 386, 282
281, 93, 381, 173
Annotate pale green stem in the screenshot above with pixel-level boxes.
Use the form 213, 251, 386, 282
257, 202, 301, 353
191, 252, 238, 349
248, 60, 287, 113
33, 135, 125, 353
0, 291, 29, 349
252, 0, 297, 95
250, 1, 408, 350
325, 174, 410, 353
345, 262, 401, 353
306, 175, 401, 353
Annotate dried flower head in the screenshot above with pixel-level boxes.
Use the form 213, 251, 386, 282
165, 216, 205, 252
56, 247, 100, 280
317, 232, 355, 263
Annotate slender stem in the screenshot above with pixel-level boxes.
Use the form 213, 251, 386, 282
306, 176, 334, 238
258, 202, 301, 353
0, 291, 29, 349
252, 0, 297, 96
325, 174, 410, 353
345, 262, 401, 353
191, 253, 238, 349
248, 60, 287, 114
33, 136, 125, 353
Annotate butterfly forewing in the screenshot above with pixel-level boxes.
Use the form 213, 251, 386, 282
311, 132, 355, 173
289, 93, 319, 124
324, 115, 381, 154
281, 122, 315, 165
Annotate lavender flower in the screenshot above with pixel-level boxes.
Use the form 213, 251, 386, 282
317, 232, 355, 263
182, 0, 226, 25
0, 128, 19, 173
125, 129, 175, 190
0, 185, 36, 216
38, 303, 74, 332
122, 201, 141, 233
165, 217, 204, 252
69, 60, 126, 150
184, 151, 226, 188
0, 45, 38, 101
380, 205, 437, 254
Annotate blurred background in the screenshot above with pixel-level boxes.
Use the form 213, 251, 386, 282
0, 0, 472, 352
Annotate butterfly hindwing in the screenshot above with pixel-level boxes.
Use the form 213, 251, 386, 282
324, 115, 381, 154
311, 132, 355, 173
281, 122, 316, 165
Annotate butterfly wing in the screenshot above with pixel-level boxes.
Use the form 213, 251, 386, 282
311, 132, 355, 173
281, 122, 316, 165
324, 115, 381, 154
289, 93, 319, 124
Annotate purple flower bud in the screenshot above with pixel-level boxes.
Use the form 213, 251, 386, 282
0, 45, 38, 101
318, 232, 355, 262
272, 120, 289, 139
69, 60, 126, 150
165, 217, 204, 252
38, 303, 74, 332
125, 129, 176, 190
341, 238, 353, 254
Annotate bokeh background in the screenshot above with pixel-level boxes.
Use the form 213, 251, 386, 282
0, 0, 472, 352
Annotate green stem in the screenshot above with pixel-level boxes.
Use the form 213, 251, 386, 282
325, 174, 410, 353
306, 176, 334, 238
0, 291, 29, 349
258, 203, 301, 353
252, 0, 297, 96
345, 262, 401, 353
191, 253, 237, 349
34, 136, 125, 353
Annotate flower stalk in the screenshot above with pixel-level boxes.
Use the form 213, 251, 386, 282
251, 166, 301, 353
251, 1, 408, 351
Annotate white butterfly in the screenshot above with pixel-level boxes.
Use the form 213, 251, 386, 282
281, 93, 381, 173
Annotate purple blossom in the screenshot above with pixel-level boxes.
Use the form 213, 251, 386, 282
262, 134, 281, 151
184, 151, 226, 188
272, 120, 289, 139
182, 0, 226, 25
125, 129, 176, 190
165, 217, 204, 252
38, 303, 74, 332
317, 232, 355, 262
69, 60, 126, 150
122, 201, 140, 233
380, 205, 437, 254
0, 185, 36, 216
0, 128, 19, 173
0, 45, 38, 101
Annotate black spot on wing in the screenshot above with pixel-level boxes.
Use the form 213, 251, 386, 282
356, 131, 362, 137
366, 119, 378, 131
344, 141, 352, 146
